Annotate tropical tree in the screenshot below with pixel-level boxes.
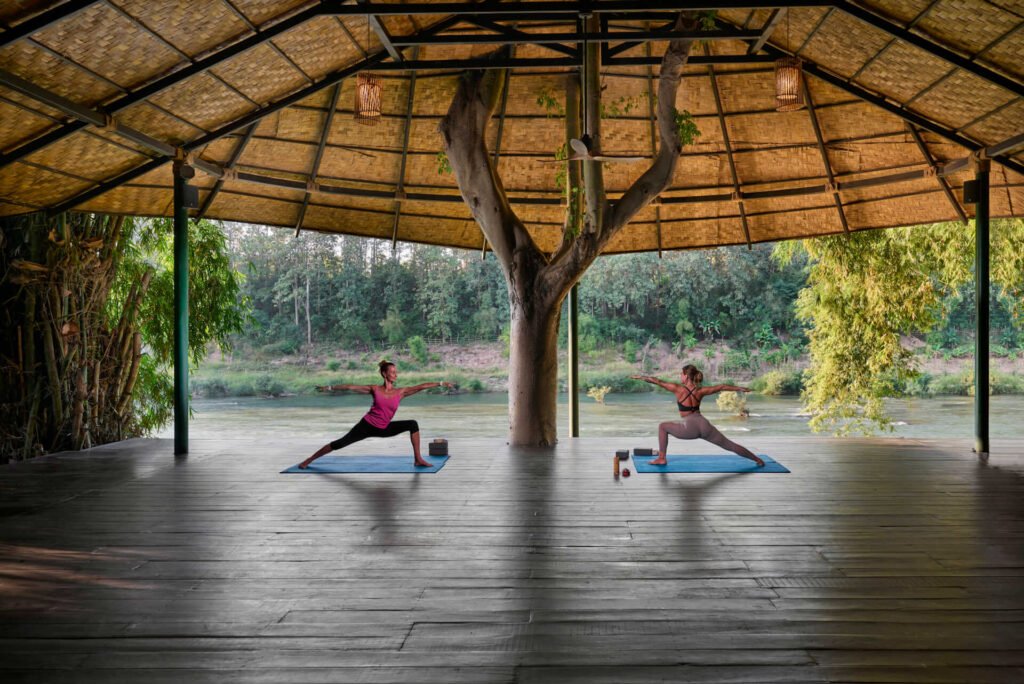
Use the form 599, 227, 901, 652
776, 219, 1024, 434
440, 12, 704, 445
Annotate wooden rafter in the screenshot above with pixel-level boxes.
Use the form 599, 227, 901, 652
705, 49, 752, 248
296, 84, 343, 236
747, 8, 785, 54
219, 0, 315, 85
645, 36, 663, 257
197, 123, 257, 219
391, 65, 418, 247
0, 0, 100, 48
0, 4, 324, 170
906, 125, 967, 225
850, 0, 941, 80
802, 78, 850, 234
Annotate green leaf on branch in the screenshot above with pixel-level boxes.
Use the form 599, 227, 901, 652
673, 108, 701, 147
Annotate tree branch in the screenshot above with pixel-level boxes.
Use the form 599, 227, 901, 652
439, 47, 534, 272
607, 12, 700, 235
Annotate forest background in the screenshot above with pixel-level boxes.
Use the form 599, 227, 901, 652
196, 221, 1024, 419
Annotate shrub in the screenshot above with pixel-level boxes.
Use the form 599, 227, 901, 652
326, 360, 341, 371
757, 369, 804, 395
992, 372, 1024, 395
255, 374, 285, 396
466, 378, 485, 393
259, 339, 298, 356
928, 373, 971, 395
716, 391, 749, 417
407, 336, 428, 365
623, 340, 640, 363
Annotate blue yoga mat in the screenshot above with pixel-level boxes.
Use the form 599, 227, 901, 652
281, 454, 448, 474
632, 454, 789, 473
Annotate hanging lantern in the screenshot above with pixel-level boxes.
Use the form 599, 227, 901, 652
355, 73, 382, 125
774, 57, 804, 112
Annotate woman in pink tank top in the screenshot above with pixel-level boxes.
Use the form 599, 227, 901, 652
299, 360, 453, 469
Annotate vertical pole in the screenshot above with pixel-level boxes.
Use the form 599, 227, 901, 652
567, 284, 580, 437
974, 160, 990, 455
173, 161, 191, 455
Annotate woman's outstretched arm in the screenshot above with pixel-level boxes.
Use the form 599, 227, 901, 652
401, 381, 454, 398
629, 374, 679, 392
316, 383, 375, 394
701, 383, 752, 396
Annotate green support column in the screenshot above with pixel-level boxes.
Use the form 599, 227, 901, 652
974, 160, 990, 455
173, 161, 191, 454
567, 283, 580, 437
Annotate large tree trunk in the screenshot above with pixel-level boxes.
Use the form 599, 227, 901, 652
440, 13, 699, 446
508, 300, 561, 445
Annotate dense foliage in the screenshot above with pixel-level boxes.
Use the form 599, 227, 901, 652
776, 219, 1024, 434
0, 213, 245, 459
227, 225, 809, 353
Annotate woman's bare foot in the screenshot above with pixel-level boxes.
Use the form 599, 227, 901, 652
298, 460, 312, 470
414, 458, 432, 467
648, 456, 668, 466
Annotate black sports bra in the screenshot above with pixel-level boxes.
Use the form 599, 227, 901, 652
676, 385, 701, 412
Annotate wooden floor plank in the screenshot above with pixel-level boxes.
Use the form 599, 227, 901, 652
1, 436, 1023, 681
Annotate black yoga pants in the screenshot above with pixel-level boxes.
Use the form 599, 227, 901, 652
329, 418, 420, 451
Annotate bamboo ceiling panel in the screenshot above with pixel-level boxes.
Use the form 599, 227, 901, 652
0, 0, 1021, 254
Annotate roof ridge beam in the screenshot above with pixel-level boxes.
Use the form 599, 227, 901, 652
835, 0, 1024, 99
321, 1, 826, 15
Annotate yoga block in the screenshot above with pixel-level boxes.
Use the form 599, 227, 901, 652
428, 438, 448, 456
615, 450, 630, 460
633, 447, 654, 456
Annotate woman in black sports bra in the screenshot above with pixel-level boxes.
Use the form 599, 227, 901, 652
630, 364, 764, 467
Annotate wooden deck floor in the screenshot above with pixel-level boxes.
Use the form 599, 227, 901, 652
1, 435, 1023, 683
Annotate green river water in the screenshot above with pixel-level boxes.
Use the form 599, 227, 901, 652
161, 393, 1024, 443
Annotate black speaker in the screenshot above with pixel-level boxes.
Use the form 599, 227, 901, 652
962, 180, 979, 204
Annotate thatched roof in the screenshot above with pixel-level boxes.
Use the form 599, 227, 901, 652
1, 1, 1022, 253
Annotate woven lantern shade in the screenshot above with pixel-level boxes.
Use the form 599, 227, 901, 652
355, 73, 382, 125
774, 57, 804, 112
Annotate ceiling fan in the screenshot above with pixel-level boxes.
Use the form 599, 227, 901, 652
543, 30, 646, 164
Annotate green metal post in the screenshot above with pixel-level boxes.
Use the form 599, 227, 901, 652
567, 283, 579, 437
974, 160, 990, 455
173, 161, 191, 454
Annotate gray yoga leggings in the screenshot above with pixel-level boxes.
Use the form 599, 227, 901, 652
659, 413, 754, 457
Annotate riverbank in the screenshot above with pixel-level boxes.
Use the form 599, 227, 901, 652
192, 341, 1024, 399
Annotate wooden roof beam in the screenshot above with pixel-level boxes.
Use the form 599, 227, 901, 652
357, 0, 403, 62
747, 8, 785, 54
802, 78, 850, 234
44, 15, 461, 215
645, 36, 662, 257
321, 1, 827, 16
391, 65, 417, 247
0, 4, 323, 171
758, 44, 1024, 178
907, 125, 967, 225
835, 0, 1024, 99
197, 123, 258, 219
705, 53, 753, 248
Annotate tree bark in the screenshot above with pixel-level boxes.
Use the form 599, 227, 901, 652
440, 14, 699, 446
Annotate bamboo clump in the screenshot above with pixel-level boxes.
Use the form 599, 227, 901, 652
0, 213, 154, 459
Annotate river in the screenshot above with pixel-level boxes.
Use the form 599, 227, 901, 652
159, 393, 1024, 442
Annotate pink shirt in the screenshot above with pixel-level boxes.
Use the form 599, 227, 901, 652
364, 387, 402, 428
